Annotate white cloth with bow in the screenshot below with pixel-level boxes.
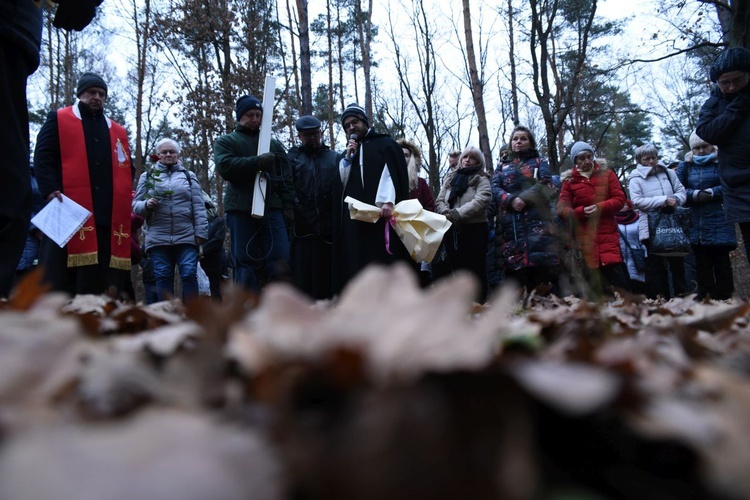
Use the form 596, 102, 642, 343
344, 196, 452, 263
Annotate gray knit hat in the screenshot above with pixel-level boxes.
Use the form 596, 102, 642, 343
710, 47, 750, 82
341, 103, 368, 127
76, 72, 107, 97
570, 141, 595, 163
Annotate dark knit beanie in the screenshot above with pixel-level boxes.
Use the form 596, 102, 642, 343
76, 72, 107, 97
710, 47, 750, 82
295, 115, 321, 131
341, 103, 368, 127
235, 95, 263, 120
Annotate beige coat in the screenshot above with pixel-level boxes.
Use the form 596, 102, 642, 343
435, 169, 492, 224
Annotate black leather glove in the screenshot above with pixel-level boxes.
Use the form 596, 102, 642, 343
257, 153, 276, 171
696, 191, 713, 203
53, 0, 103, 31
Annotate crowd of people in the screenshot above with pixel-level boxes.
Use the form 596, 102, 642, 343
5, 33, 750, 303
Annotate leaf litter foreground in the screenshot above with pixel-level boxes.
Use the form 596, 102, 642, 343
2, 265, 750, 499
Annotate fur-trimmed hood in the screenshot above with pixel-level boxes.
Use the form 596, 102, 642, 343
396, 138, 423, 166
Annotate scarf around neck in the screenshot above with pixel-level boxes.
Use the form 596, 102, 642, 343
693, 152, 717, 165
615, 209, 639, 225
448, 165, 481, 206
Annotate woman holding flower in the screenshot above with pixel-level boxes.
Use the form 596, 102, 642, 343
133, 138, 207, 301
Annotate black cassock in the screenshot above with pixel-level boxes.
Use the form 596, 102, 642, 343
332, 130, 415, 294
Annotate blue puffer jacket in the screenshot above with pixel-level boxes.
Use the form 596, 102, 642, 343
675, 155, 737, 248
132, 162, 208, 249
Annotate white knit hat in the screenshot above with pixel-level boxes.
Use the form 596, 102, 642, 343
689, 131, 708, 149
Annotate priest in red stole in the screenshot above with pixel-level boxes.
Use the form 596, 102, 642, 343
34, 72, 133, 297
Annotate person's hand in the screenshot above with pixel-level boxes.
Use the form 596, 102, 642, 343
696, 191, 713, 203
146, 198, 158, 210
196, 237, 206, 246
583, 204, 599, 217
665, 196, 678, 208
47, 191, 63, 202
52, 0, 103, 31
258, 153, 275, 171
445, 209, 461, 225
511, 197, 526, 211
380, 202, 394, 219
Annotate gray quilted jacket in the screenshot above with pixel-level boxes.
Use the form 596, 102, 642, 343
133, 162, 208, 249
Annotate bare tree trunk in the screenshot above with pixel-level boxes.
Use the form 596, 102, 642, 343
326, 0, 336, 146
130, 0, 152, 183
336, 1, 345, 110
507, 0, 519, 126
386, 0, 444, 194
355, 0, 374, 119
285, 0, 301, 114
462, 0, 492, 171
296, 0, 312, 115
717, 0, 750, 47
529, 0, 597, 172
279, 0, 297, 137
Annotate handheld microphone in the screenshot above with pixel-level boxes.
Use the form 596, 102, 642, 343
346, 134, 358, 160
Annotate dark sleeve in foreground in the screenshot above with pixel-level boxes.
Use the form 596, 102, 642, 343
33, 111, 62, 199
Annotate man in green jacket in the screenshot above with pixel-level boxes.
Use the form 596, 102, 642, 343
214, 95, 294, 292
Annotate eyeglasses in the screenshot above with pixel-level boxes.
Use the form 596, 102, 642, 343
717, 73, 749, 89
299, 130, 321, 138
159, 150, 177, 155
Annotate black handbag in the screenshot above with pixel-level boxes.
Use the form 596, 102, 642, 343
647, 210, 691, 257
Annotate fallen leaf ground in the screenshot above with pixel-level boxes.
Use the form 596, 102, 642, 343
2, 265, 750, 499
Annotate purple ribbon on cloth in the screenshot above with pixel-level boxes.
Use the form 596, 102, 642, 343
384, 216, 396, 255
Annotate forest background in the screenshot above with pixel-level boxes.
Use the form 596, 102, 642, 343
27, 0, 749, 211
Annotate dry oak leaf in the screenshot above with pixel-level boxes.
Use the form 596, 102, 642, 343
0, 310, 81, 406
114, 321, 202, 357
510, 360, 621, 416
627, 365, 750, 499
229, 264, 518, 384
0, 409, 282, 500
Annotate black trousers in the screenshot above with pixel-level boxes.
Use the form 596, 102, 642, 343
433, 222, 488, 303
0, 41, 32, 297
692, 244, 734, 300
643, 241, 687, 299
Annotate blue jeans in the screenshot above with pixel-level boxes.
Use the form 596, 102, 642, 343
149, 244, 199, 301
226, 209, 290, 291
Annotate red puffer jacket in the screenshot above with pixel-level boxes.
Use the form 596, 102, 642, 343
557, 164, 626, 268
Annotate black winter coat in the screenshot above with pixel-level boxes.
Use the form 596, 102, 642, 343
696, 88, 750, 224
288, 143, 339, 240
0, 0, 43, 72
